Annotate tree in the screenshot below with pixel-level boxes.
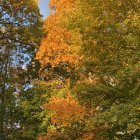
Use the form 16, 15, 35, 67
64, 0, 140, 139
35, 0, 81, 70
16, 81, 51, 140
36, 0, 140, 139
37, 81, 86, 140
0, 0, 42, 139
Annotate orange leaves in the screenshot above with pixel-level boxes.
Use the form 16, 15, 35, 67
36, 37, 77, 67
37, 135, 48, 140
35, 15, 77, 67
49, 0, 75, 11
77, 132, 94, 140
35, 0, 79, 69
43, 96, 85, 126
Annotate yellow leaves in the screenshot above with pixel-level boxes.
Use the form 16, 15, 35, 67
126, 12, 140, 27
43, 95, 85, 126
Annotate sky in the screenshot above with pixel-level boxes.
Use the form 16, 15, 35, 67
39, 0, 50, 18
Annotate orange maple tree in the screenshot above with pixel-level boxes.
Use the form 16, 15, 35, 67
43, 95, 85, 126
35, 0, 78, 68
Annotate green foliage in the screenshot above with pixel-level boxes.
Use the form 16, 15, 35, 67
0, 0, 42, 139
15, 82, 50, 139
62, 0, 140, 139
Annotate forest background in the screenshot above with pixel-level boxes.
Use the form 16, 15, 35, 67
0, 0, 140, 140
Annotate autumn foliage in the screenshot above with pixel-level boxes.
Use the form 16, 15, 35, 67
5, 0, 139, 139
43, 95, 85, 126
36, 0, 78, 68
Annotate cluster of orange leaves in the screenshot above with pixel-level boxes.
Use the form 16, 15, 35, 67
43, 95, 85, 126
38, 132, 94, 140
49, 0, 74, 11
35, 0, 78, 68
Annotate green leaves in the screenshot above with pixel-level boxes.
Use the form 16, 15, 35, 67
0, 0, 42, 139
61, 0, 140, 139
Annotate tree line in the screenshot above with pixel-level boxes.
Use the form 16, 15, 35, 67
0, 0, 140, 139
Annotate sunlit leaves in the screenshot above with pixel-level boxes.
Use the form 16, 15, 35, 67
35, 0, 79, 69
